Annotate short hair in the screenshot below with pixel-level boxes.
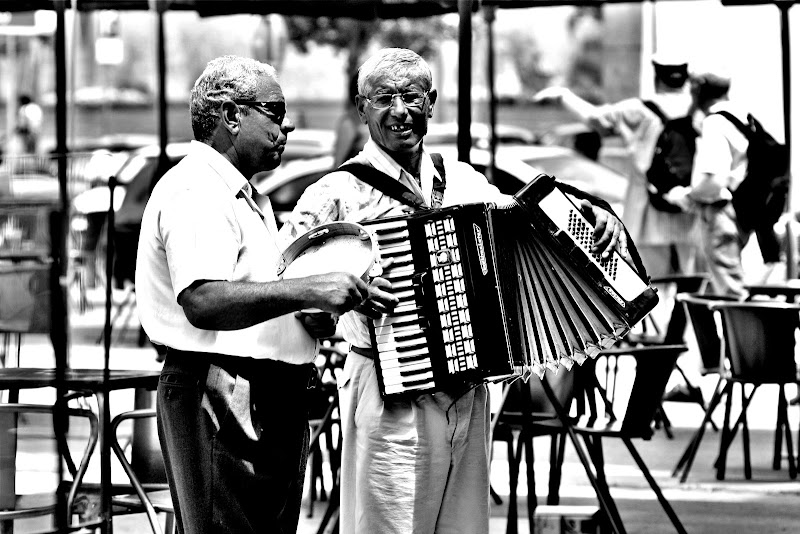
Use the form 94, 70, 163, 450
190, 55, 278, 142
357, 48, 433, 97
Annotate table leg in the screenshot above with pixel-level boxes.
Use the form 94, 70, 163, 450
97, 390, 112, 534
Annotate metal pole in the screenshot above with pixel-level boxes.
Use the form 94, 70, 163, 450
457, 0, 473, 164
780, 4, 796, 278
53, 4, 71, 532
155, 0, 169, 190
484, 5, 497, 185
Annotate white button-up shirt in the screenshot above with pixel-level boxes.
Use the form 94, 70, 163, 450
136, 140, 318, 363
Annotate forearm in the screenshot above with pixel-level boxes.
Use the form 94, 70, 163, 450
559, 90, 601, 126
178, 279, 324, 331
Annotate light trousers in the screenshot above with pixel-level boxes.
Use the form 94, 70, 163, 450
699, 202, 749, 298
337, 352, 491, 534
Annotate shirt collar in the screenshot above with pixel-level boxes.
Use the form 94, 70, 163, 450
360, 138, 444, 184
189, 140, 252, 198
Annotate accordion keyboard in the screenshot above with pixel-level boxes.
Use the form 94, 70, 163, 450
369, 219, 436, 396
366, 212, 491, 397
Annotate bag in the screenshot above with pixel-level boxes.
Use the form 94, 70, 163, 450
714, 111, 789, 262
642, 100, 698, 213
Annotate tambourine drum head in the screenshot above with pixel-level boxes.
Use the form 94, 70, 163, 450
280, 222, 376, 280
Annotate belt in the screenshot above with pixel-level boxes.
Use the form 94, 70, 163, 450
164, 347, 319, 390
350, 345, 376, 360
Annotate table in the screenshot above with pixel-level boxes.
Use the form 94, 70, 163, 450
0, 368, 160, 534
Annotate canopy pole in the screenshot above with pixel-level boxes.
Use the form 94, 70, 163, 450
780, 4, 796, 278
484, 5, 497, 185
457, 0, 473, 164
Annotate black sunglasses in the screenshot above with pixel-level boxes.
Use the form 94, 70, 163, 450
234, 100, 286, 123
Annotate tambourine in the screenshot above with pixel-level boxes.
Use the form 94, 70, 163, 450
278, 222, 379, 281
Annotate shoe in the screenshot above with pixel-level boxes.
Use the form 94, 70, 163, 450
663, 384, 704, 404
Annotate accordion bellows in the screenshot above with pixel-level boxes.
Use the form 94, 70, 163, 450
361, 173, 659, 400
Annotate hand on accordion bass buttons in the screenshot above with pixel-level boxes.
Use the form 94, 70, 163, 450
355, 276, 399, 319
579, 199, 631, 263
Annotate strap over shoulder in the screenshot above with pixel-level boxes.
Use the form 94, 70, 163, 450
337, 152, 448, 210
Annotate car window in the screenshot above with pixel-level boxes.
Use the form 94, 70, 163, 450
267, 170, 329, 212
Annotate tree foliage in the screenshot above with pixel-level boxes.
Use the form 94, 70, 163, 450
284, 15, 456, 83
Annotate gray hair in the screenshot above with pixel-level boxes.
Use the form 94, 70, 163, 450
190, 55, 278, 142
357, 48, 432, 97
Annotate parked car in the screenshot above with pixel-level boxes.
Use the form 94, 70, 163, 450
425, 122, 537, 149
253, 143, 628, 226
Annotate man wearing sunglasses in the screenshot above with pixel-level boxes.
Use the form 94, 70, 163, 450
280, 47, 633, 534
135, 55, 394, 534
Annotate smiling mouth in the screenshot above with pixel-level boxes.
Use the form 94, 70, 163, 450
389, 124, 411, 133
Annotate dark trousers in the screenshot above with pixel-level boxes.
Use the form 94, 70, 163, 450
157, 349, 313, 534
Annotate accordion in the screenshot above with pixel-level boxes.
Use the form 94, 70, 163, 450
360, 173, 659, 400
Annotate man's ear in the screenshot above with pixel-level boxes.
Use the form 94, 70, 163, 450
221, 101, 240, 134
355, 94, 369, 124
427, 89, 438, 118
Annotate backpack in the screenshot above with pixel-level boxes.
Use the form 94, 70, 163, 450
714, 110, 789, 262
642, 100, 698, 213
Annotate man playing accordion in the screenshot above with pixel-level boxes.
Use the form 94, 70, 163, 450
279, 47, 636, 534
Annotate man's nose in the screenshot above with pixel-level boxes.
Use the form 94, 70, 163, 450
389, 95, 410, 115
282, 116, 296, 133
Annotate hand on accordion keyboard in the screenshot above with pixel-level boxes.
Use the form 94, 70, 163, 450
354, 276, 400, 319
579, 199, 631, 263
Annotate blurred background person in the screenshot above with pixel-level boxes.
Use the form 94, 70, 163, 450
332, 71, 370, 167
534, 53, 698, 279
665, 68, 750, 298
15, 94, 43, 155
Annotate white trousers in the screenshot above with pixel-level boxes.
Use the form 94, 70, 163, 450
337, 352, 491, 534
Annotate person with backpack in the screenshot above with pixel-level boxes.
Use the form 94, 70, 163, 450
664, 68, 788, 297
534, 53, 700, 279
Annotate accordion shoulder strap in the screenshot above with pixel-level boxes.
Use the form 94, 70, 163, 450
338, 153, 447, 210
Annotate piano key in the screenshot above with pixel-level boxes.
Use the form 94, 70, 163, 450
378, 346, 430, 361
378, 352, 431, 370
377, 337, 427, 353
385, 380, 434, 396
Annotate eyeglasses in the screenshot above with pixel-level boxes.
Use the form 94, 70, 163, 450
234, 100, 286, 124
363, 91, 428, 111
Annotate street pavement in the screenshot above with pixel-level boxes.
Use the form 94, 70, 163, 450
7, 286, 800, 534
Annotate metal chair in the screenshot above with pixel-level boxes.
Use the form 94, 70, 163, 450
491, 363, 581, 534
601, 274, 709, 438
108, 388, 174, 534
0, 403, 98, 532
670, 292, 737, 482
711, 301, 800, 481
562, 344, 689, 534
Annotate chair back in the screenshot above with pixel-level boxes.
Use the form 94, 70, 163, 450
714, 301, 800, 384
500, 362, 582, 424
650, 275, 710, 345
677, 293, 737, 374
619, 345, 686, 437
130, 388, 166, 484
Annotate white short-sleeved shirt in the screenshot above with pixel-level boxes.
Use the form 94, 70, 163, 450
690, 102, 749, 204
136, 140, 317, 363
278, 138, 513, 350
